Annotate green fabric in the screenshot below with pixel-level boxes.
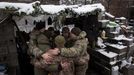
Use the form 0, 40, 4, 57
107, 21, 119, 28
38, 45, 50, 52
45, 64, 60, 72
34, 67, 48, 75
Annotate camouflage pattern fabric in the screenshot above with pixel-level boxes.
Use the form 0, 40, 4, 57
60, 31, 90, 75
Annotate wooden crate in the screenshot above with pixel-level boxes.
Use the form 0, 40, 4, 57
106, 44, 127, 54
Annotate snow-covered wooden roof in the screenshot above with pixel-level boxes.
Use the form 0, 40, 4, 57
0, 1, 39, 15
0, 1, 105, 15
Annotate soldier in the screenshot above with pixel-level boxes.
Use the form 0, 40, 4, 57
29, 22, 59, 75
62, 27, 75, 48
54, 35, 74, 75
70, 27, 89, 75
28, 35, 75, 75
62, 27, 70, 41
54, 27, 89, 75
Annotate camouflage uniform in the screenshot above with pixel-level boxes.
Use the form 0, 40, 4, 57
60, 31, 89, 75
44, 35, 75, 75
29, 30, 61, 75
47, 55, 74, 75
55, 35, 75, 75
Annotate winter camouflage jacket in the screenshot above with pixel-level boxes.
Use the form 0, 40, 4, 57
29, 30, 50, 58
60, 31, 89, 65
29, 30, 61, 72
60, 31, 90, 65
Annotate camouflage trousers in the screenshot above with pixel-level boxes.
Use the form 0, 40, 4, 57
75, 62, 88, 75
59, 60, 74, 75
74, 54, 89, 75
34, 67, 61, 75
34, 56, 75, 75
49, 57, 75, 75
34, 67, 48, 75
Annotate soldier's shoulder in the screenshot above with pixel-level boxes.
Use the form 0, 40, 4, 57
77, 31, 87, 39
76, 37, 88, 45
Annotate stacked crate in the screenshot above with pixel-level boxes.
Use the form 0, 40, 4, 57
91, 22, 134, 75
106, 43, 127, 61
92, 49, 119, 75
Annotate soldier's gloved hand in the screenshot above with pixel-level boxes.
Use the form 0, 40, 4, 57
47, 48, 60, 55
77, 31, 87, 39
41, 53, 54, 63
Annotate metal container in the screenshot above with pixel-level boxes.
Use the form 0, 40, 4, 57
106, 44, 127, 54
92, 49, 118, 67
111, 66, 119, 75
0, 64, 7, 75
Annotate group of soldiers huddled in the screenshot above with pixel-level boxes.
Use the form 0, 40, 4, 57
28, 22, 90, 75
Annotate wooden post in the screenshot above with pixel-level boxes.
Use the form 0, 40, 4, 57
85, 0, 87, 5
